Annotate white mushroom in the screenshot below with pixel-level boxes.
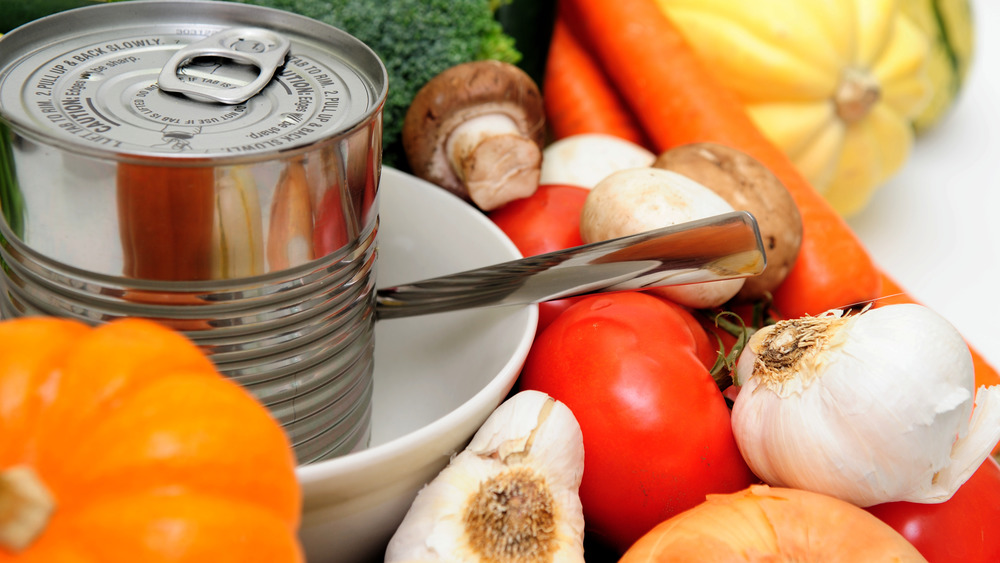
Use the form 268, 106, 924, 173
653, 142, 802, 301
402, 61, 545, 211
580, 167, 745, 309
539, 133, 656, 189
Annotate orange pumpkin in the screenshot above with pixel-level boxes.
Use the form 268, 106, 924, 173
0, 317, 302, 562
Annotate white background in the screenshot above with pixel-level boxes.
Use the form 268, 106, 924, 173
848, 0, 1000, 369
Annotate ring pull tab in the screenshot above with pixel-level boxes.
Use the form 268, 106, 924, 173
157, 27, 291, 104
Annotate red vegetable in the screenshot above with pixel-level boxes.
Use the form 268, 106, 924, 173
558, 0, 882, 318
517, 291, 757, 553
866, 457, 1000, 563
488, 184, 590, 332
488, 184, 588, 257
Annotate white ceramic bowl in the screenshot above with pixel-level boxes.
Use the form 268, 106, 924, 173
295, 167, 538, 563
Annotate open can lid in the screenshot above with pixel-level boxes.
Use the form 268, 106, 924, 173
0, 0, 388, 162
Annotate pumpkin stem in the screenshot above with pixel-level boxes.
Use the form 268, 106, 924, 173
0, 465, 55, 553
834, 67, 881, 123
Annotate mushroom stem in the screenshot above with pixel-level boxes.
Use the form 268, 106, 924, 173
446, 114, 542, 211
402, 61, 545, 211
0, 465, 55, 552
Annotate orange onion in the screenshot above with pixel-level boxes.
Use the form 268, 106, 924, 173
620, 485, 927, 562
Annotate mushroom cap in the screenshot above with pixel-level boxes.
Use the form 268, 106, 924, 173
540, 133, 656, 189
402, 60, 546, 198
581, 168, 746, 309
653, 143, 803, 301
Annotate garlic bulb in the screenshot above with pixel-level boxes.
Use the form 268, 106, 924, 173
731, 303, 1000, 507
384, 390, 586, 563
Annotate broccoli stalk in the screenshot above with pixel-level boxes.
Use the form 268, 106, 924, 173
231, 0, 522, 169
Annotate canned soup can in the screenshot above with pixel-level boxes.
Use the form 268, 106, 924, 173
0, 0, 389, 464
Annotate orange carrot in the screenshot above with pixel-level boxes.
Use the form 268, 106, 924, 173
558, 0, 882, 318
543, 14, 650, 146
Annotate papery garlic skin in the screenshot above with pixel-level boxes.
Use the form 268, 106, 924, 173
384, 390, 586, 563
731, 303, 1000, 507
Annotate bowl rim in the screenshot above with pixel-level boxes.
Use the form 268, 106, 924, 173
296, 311, 536, 482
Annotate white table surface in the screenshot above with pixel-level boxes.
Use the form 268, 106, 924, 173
848, 0, 1000, 370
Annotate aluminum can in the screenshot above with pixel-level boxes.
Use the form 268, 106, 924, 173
0, 0, 389, 464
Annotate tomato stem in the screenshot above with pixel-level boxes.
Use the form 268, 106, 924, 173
706, 312, 748, 388
703, 297, 779, 391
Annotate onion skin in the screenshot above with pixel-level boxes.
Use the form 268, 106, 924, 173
619, 485, 928, 562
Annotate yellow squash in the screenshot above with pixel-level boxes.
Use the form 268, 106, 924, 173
901, 0, 975, 133
656, 0, 933, 216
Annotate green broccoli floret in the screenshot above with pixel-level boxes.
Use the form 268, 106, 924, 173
230, 0, 521, 168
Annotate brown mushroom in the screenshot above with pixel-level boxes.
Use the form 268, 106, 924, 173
402, 60, 545, 211
652, 142, 803, 301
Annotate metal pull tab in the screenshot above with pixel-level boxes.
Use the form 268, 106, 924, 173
157, 27, 290, 104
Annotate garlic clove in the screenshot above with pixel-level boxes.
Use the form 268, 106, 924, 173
384, 390, 586, 563
731, 304, 1000, 507
928, 384, 1000, 500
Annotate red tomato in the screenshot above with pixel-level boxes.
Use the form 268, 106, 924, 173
488, 183, 589, 254
488, 184, 590, 332
866, 457, 1000, 563
517, 291, 758, 554
670, 299, 719, 371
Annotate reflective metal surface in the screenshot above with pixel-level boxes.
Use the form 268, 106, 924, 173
376, 211, 766, 319
0, 0, 388, 464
